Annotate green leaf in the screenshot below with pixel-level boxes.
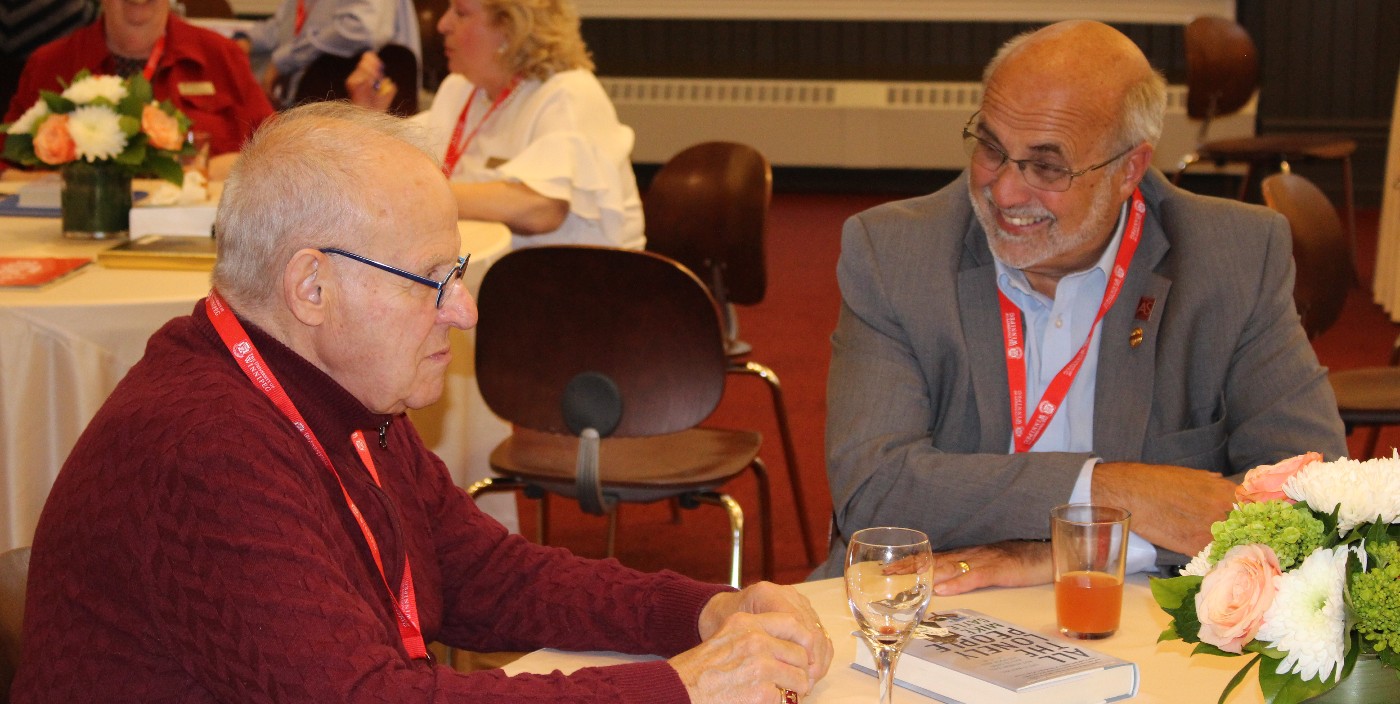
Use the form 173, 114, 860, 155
1152, 575, 1204, 642
1194, 641, 1241, 658
126, 74, 154, 107
41, 91, 74, 114
1379, 648, 1400, 671
1257, 653, 1339, 704
1219, 655, 1261, 704
2, 133, 37, 166
115, 141, 145, 167
1157, 624, 1180, 642
145, 153, 184, 185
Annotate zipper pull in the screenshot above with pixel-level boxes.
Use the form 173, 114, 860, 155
378, 419, 390, 448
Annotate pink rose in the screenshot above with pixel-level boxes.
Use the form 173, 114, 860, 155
141, 103, 184, 151
1235, 451, 1322, 504
1195, 543, 1280, 653
33, 114, 76, 165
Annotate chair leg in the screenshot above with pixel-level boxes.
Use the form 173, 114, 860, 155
751, 457, 774, 583
606, 507, 619, 558
1359, 425, 1383, 461
693, 492, 745, 588
731, 361, 820, 567
1342, 154, 1359, 287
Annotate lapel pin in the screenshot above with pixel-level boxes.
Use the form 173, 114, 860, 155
1135, 296, 1156, 321
1129, 327, 1144, 348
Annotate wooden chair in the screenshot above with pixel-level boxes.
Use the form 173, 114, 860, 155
1174, 16, 1358, 270
179, 0, 235, 18
643, 141, 821, 568
290, 44, 420, 117
0, 546, 30, 704
414, 0, 451, 91
1261, 172, 1397, 459
466, 246, 774, 586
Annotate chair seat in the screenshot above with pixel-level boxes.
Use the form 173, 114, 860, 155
490, 427, 762, 498
1199, 133, 1358, 162
1330, 367, 1400, 426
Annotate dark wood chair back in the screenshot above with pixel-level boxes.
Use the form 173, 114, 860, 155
0, 546, 30, 704
1184, 15, 1259, 128
643, 141, 771, 306
291, 44, 420, 116
475, 246, 728, 438
415, 0, 451, 91
1260, 172, 1352, 340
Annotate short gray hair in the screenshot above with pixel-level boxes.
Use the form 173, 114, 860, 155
211, 102, 440, 314
982, 28, 1167, 151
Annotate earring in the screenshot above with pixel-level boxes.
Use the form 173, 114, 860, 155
496, 42, 507, 55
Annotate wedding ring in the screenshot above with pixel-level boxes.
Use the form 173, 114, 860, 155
779, 687, 800, 703
956, 560, 972, 574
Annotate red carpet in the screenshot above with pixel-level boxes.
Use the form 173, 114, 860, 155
516, 192, 1399, 587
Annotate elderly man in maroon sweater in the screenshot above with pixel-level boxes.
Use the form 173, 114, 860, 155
11, 102, 832, 703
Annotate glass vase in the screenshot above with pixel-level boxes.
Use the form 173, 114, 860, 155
60, 160, 132, 240
1303, 654, 1400, 703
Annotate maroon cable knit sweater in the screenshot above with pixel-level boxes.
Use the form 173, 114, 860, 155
12, 300, 728, 703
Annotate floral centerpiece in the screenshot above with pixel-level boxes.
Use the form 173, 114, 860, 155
2, 70, 192, 238
1152, 452, 1400, 703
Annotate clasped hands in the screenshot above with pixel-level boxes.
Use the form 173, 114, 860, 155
671, 582, 833, 704
345, 51, 398, 112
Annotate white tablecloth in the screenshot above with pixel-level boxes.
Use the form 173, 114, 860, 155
0, 215, 515, 551
504, 576, 1268, 703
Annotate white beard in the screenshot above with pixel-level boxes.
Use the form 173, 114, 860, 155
968, 177, 1121, 270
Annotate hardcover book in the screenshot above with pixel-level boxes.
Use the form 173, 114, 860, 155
852, 609, 1139, 703
97, 234, 217, 271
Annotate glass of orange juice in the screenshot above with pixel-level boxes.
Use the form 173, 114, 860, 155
1050, 504, 1130, 639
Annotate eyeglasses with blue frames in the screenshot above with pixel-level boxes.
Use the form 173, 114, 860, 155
319, 248, 469, 308
961, 111, 1134, 192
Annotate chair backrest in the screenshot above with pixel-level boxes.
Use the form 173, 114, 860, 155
291, 45, 420, 117
180, 0, 235, 18
643, 141, 772, 306
415, 0, 451, 91
1260, 172, 1352, 340
475, 246, 728, 438
1184, 16, 1259, 127
0, 546, 30, 704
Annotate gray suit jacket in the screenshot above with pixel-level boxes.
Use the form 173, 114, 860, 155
814, 169, 1347, 577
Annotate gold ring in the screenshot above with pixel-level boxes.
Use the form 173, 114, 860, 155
779, 687, 800, 703
956, 560, 972, 574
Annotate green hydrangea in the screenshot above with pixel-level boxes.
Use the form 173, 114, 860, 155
1352, 541, 1400, 653
1208, 500, 1326, 570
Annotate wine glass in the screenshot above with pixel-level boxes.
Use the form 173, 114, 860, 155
845, 526, 934, 704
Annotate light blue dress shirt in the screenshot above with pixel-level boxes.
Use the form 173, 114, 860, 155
992, 202, 1158, 574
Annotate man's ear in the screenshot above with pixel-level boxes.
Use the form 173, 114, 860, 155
284, 249, 329, 326
1117, 142, 1156, 199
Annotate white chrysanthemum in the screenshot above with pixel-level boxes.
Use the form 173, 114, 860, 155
62, 74, 127, 105
67, 106, 127, 161
1255, 546, 1350, 682
1181, 543, 1214, 577
1284, 454, 1400, 534
6, 99, 48, 134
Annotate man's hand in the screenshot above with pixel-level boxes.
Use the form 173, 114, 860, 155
260, 64, 283, 104
671, 583, 833, 703
929, 540, 1052, 596
1093, 462, 1235, 556
345, 51, 396, 112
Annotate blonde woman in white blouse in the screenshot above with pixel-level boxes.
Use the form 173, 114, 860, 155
349, 0, 644, 251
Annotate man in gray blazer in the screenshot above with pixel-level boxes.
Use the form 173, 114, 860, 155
816, 21, 1347, 592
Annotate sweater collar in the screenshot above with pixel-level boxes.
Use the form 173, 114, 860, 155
191, 298, 397, 444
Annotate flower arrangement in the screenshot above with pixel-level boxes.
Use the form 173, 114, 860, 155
1153, 452, 1400, 703
2, 70, 190, 185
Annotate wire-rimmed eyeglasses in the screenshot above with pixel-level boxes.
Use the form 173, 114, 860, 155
961, 111, 1133, 192
319, 248, 469, 308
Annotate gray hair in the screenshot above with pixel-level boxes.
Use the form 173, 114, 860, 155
982, 28, 1167, 151
211, 102, 440, 314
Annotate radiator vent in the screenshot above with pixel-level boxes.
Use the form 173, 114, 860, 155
601, 77, 1255, 173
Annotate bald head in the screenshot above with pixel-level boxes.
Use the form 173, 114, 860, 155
983, 21, 1166, 150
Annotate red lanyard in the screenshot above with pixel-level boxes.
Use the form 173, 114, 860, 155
142, 34, 165, 81
441, 77, 519, 177
294, 0, 307, 35
203, 291, 430, 662
999, 188, 1146, 453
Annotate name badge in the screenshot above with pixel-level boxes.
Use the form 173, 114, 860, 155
178, 81, 217, 96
